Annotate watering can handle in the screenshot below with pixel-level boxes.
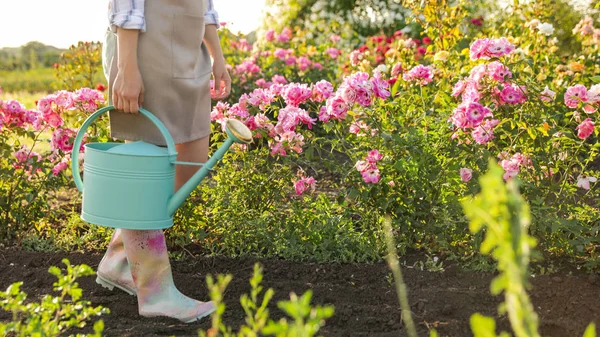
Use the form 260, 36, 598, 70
71, 105, 177, 192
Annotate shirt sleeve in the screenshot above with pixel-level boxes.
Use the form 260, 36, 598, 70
205, 0, 220, 28
108, 0, 146, 33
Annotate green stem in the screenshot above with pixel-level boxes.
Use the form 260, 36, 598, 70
3, 126, 48, 236
383, 215, 418, 337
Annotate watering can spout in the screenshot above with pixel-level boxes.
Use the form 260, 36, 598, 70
167, 119, 253, 216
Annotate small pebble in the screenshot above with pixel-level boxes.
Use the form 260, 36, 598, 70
552, 276, 562, 283
442, 304, 453, 316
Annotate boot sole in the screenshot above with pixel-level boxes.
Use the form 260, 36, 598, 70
183, 306, 217, 323
96, 274, 137, 296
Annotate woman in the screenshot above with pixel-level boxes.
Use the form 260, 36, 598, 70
97, 0, 231, 323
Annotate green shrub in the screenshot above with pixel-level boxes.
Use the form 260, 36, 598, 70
0, 258, 108, 337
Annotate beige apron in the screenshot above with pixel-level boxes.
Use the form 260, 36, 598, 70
105, 0, 213, 146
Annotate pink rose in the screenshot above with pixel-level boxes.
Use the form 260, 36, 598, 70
486, 61, 512, 82
43, 112, 64, 128
402, 65, 434, 85
265, 29, 276, 41
576, 118, 595, 139
52, 158, 70, 176
361, 167, 381, 184
459, 168, 473, 182
564, 84, 588, 108
576, 175, 597, 190
499, 84, 527, 105
294, 176, 316, 195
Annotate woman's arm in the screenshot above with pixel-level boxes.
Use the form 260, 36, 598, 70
113, 28, 145, 113
204, 25, 231, 100
109, 0, 146, 113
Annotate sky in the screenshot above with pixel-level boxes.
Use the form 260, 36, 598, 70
0, 0, 266, 49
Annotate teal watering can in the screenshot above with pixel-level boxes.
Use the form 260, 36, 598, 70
71, 105, 253, 230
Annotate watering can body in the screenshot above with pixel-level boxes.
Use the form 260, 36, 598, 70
80, 141, 176, 229
72, 105, 253, 230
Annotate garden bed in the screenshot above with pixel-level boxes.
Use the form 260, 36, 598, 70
0, 249, 598, 336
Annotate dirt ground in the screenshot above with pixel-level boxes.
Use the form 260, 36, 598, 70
0, 250, 598, 337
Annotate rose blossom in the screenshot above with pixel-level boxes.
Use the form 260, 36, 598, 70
587, 84, 600, 104
459, 168, 473, 182
576, 175, 597, 190
52, 157, 70, 176
499, 152, 527, 180
265, 29, 276, 41
537, 22, 555, 36
564, 84, 588, 108
540, 86, 556, 102
576, 118, 595, 139
471, 119, 500, 144
402, 65, 434, 85
486, 61, 512, 82
349, 50, 363, 66
294, 176, 316, 195
361, 167, 381, 184
499, 84, 527, 105
469, 37, 515, 60
391, 63, 403, 77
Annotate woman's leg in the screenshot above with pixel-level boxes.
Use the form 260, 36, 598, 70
174, 136, 210, 190
96, 228, 136, 295
120, 136, 214, 322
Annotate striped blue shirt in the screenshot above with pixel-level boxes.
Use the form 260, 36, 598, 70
108, 0, 220, 32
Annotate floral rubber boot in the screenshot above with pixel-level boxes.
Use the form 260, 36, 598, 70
96, 229, 136, 296
121, 229, 215, 323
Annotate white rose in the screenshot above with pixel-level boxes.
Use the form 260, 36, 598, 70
375, 64, 388, 74
538, 22, 555, 36
526, 19, 540, 28
588, 84, 600, 103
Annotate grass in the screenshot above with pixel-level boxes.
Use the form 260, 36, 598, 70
0, 90, 47, 109
0, 68, 57, 93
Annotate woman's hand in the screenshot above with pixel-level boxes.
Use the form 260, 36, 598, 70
113, 65, 145, 113
203, 25, 231, 100
211, 57, 231, 100
113, 28, 144, 113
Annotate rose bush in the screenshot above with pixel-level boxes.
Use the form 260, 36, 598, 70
1, 0, 598, 266
0, 88, 105, 240
201, 0, 598, 263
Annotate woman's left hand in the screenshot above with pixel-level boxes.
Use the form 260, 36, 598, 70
211, 57, 231, 100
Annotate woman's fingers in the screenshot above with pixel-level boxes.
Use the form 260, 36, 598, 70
213, 72, 222, 96
114, 93, 121, 111
139, 87, 145, 108
113, 65, 144, 113
212, 73, 231, 100
223, 73, 232, 98
225, 75, 231, 97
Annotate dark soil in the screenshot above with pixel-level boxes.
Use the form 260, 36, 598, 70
0, 250, 598, 337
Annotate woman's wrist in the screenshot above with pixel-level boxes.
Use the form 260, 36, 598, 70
204, 25, 224, 62
116, 27, 140, 70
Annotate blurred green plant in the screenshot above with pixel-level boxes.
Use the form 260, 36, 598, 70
462, 160, 597, 337
0, 258, 108, 337
54, 41, 105, 92
199, 263, 334, 337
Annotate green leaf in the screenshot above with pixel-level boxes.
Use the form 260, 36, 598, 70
470, 313, 498, 337
48, 266, 61, 277
590, 76, 600, 83
490, 274, 507, 295
583, 323, 596, 337
391, 77, 402, 96
347, 188, 360, 200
